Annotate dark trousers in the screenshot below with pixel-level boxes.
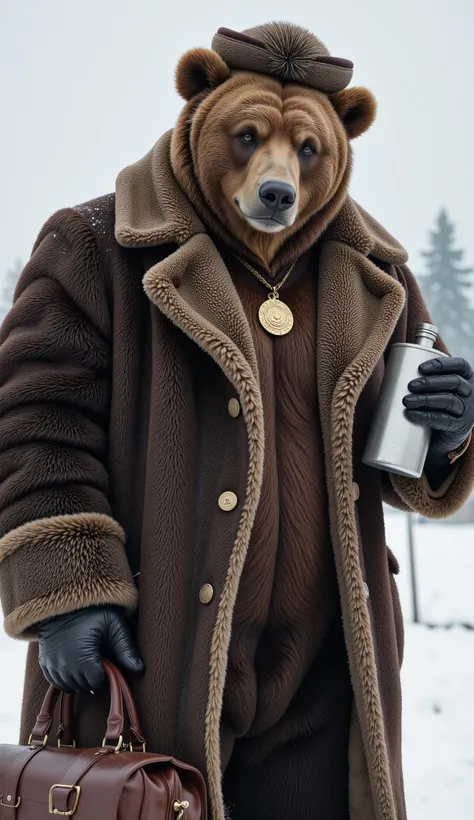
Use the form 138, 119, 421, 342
222, 619, 352, 820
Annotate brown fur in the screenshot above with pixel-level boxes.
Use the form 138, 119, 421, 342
143, 241, 266, 818
244, 21, 331, 81
221, 254, 342, 752
175, 48, 230, 101
0, 512, 137, 639
171, 64, 375, 266
349, 707, 378, 820
331, 87, 377, 140
316, 238, 406, 819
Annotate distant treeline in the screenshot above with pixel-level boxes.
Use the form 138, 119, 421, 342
418, 209, 474, 363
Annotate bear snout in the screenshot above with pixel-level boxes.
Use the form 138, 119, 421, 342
259, 181, 296, 213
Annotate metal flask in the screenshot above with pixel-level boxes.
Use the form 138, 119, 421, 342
363, 323, 448, 478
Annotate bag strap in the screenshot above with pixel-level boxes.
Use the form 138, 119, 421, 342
31, 666, 124, 748
0, 746, 43, 820
56, 661, 146, 751
57, 692, 75, 747
102, 660, 126, 746
29, 687, 62, 745
103, 661, 147, 750
30, 661, 147, 750
48, 748, 114, 816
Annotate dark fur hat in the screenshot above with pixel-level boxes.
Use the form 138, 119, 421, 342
211, 22, 353, 92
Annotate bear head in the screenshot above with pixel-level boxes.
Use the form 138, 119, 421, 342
171, 23, 376, 266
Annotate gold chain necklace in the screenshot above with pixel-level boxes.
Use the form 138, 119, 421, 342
235, 256, 297, 336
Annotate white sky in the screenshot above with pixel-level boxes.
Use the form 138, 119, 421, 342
2, 0, 473, 279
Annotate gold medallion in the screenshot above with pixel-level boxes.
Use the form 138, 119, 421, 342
258, 295, 294, 336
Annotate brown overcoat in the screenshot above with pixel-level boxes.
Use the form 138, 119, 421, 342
1, 133, 473, 820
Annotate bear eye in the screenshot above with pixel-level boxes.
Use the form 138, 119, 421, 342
240, 131, 256, 146
301, 142, 317, 157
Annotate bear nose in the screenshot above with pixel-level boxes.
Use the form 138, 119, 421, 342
259, 181, 296, 213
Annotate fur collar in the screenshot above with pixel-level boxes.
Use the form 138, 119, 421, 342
115, 130, 408, 267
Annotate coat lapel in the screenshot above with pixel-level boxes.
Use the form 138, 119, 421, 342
116, 134, 265, 820
317, 205, 406, 820
142, 234, 265, 820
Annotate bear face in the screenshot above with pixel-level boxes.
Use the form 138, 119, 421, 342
174, 48, 376, 265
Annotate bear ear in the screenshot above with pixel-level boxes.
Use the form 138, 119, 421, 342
330, 87, 377, 139
175, 48, 231, 101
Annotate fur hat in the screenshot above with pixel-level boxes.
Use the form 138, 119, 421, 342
211, 22, 353, 93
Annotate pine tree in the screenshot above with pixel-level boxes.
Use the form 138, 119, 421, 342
0, 258, 22, 322
419, 210, 474, 361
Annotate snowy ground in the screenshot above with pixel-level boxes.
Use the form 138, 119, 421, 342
1, 516, 473, 818
385, 515, 474, 819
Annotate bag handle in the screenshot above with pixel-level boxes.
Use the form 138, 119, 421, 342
30, 660, 147, 751
103, 660, 147, 751
57, 691, 75, 747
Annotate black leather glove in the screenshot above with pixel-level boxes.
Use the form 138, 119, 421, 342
403, 356, 474, 457
38, 606, 144, 692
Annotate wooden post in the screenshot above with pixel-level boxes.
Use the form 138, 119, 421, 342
407, 512, 420, 624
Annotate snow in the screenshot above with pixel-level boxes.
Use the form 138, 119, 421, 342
0, 634, 26, 744
384, 516, 474, 818
402, 626, 474, 818
385, 514, 474, 625
1, 517, 473, 818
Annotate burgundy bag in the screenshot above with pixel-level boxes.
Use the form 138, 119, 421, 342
0, 660, 207, 819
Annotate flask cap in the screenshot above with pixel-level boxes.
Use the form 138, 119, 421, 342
415, 323, 438, 348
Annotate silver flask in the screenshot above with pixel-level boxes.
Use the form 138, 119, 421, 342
363, 323, 448, 478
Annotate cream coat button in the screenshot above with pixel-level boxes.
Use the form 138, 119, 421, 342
199, 583, 214, 604
363, 582, 370, 600
353, 482, 360, 501
228, 398, 241, 418
218, 491, 238, 511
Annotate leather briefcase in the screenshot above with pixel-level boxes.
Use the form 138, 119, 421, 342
0, 660, 207, 819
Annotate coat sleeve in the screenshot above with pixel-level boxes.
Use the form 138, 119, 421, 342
0, 209, 137, 640
381, 263, 474, 519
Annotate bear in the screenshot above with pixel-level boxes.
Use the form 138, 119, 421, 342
173, 43, 376, 265
1, 20, 473, 820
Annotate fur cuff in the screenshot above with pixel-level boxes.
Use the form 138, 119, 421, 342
390, 442, 474, 519
0, 512, 137, 639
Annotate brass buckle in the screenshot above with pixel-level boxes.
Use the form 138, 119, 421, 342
48, 784, 81, 816
173, 800, 189, 820
57, 739, 76, 748
28, 733, 48, 749
102, 734, 124, 754
0, 794, 21, 809
129, 741, 147, 753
